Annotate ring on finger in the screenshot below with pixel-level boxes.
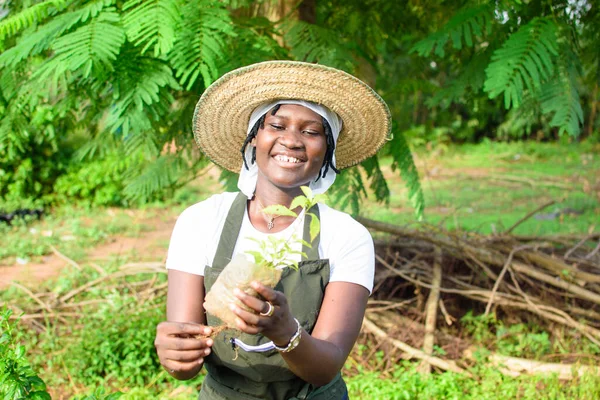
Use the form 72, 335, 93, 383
259, 300, 274, 317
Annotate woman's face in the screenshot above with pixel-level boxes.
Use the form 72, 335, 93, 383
253, 104, 327, 191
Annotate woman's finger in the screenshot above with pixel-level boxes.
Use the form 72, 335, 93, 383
233, 287, 266, 313
230, 302, 269, 327
156, 336, 213, 351
163, 348, 211, 363
162, 358, 205, 374
234, 316, 263, 335
250, 281, 283, 304
157, 321, 212, 337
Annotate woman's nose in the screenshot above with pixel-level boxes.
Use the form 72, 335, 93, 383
278, 127, 303, 148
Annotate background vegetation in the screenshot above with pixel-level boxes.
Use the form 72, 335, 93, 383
1, 0, 599, 399
0, 0, 598, 215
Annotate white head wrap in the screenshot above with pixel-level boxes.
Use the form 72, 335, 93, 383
238, 100, 343, 198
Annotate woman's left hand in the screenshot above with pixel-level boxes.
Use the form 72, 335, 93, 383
231, 281, 298, 347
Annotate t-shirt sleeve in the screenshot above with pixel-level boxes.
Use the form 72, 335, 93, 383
326, 212, 375, 294
165, 198, 217, 276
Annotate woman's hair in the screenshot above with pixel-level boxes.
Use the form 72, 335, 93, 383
240, 105, 339, 181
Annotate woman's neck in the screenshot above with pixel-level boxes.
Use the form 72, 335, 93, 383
248, 180, 308, 233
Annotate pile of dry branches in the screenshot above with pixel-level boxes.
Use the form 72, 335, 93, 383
358, 216, 600, 377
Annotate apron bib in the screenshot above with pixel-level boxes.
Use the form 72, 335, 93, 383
200, 192, 348, 400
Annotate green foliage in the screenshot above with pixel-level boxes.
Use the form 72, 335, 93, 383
283, 20, 355, 72
168, 0, 235, 89
496, 324, 551, 359
62, 295, 164, 387
346, 360, 600, 399
0, 0, 72, 40
122, 0, 181, 57
53, 153, 135, 207
411, 4, 493, 57
484, 17, 558, 109
0, 308, 51, 399
539, 49, 584, 137
385, 128, 424, 220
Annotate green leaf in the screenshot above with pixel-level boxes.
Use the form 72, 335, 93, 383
484, 17, 558, 109
123, 0, 182, 57
290, 195, 308, 211
245, 251, 264, 264
261, 205, 297, 218
411, 4, 493, 57
307, 212, 320, 243
0, 0, 72, 40
300, 186, 314, 200
386, 129, 425, 220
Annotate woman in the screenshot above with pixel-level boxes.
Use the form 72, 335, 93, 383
155, 61, 391, 399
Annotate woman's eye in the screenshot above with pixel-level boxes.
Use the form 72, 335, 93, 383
269, 124, 284, 130
304, 130, 320, 136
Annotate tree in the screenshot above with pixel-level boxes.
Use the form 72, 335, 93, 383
1, 0, 597, 216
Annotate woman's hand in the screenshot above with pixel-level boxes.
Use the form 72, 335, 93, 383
155, 321, 213, 379
231, 281, 297, 346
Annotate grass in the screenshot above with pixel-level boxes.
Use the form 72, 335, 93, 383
361, 141, 599, 236
2, 141, 599, 399
345, 361, 600, 400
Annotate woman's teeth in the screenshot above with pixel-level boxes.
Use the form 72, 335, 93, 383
275, 155, 302, 163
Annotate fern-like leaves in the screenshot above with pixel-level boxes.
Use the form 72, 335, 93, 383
0, 0, 72, 40
360, 156, 389, 204
428, 48, 492, 108
106, 56, 179, 140
329, 167, 368, 216
123, 0, 182, 57
387, 130, 424, 220
411, 4, 493, 57
539, 63, 584, 136
168, 1, 235, 90
484, 17, 558, 109
284, 20, 356, 72
34, 9, 125, 80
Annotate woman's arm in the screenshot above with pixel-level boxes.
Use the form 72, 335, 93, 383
155, 270, 214, 381
232, 281, 369, 386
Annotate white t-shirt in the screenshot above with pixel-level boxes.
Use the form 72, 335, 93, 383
166, 192, 375, 293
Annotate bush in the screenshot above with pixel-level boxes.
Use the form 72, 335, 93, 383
0, 307, 51, 399
62, 295, 165, 387
52, 154, 139, 207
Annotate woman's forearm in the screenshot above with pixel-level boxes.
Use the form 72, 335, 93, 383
280, 330, 346, 386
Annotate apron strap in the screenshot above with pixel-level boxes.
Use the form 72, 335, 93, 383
302, 204, 320, 261
212, 192, 247, 270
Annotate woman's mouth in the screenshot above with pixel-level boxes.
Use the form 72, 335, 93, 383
273, 154, 305, 164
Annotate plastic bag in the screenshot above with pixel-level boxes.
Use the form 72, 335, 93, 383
204, 254, 282, 328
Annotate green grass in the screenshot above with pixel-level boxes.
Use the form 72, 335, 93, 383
3, 141, 599, 399
362, 141, 599, 236
345, 361, 600, 400
0, 207, 162, 264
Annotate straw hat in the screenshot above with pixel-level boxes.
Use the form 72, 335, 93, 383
193, 60, 391, 172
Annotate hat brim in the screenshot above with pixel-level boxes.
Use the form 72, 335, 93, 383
193, 61, 391, 173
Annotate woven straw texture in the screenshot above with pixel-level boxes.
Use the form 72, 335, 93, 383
193, 60, 391, 172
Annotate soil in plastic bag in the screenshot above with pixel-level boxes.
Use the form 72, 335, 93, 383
204, 254, 282, 329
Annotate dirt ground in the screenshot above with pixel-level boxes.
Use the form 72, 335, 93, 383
0, 215, 176, 290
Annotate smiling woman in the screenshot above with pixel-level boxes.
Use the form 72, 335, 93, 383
154, 61, 391, 400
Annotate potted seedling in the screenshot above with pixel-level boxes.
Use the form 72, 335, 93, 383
203, 186, 325, 330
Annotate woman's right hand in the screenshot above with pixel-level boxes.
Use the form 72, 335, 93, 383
155, 321, 213, 379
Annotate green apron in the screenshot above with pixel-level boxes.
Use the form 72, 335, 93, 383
200, 192, 348, 400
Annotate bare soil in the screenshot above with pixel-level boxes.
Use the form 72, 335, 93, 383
0, 215, 176, 289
